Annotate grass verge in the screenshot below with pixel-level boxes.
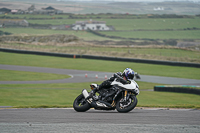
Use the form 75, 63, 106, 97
0, 69, 71, 81
137, 91, 200, 109
0, 84, 200, 109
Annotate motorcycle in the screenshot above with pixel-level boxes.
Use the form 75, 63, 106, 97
73, 76, 140, 113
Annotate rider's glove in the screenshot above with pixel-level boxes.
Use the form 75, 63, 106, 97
114, 73, 128, 84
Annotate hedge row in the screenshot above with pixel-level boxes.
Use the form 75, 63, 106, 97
0, 30, 12, 36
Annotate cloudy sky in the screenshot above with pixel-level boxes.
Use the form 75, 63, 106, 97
69, 0, 200, 1
59, 0, 200, 1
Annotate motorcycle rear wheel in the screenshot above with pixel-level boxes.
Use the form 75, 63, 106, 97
73, 94, 90, 112
116, 95, 138, 113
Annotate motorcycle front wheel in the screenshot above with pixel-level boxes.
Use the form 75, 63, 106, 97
116, 95, 138, 113
73, 94, 90, 112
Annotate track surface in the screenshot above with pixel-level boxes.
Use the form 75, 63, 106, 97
0, 64, 200, 132
1, 64, 200, 85
0, 108, 200, 132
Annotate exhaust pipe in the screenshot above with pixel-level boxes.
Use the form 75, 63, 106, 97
82, 89, 89, 98
82, 89, 97, 108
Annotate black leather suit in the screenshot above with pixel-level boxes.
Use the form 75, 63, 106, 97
98, 72, 129, 90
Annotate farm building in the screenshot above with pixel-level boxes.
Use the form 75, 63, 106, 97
0, 8, 11, 14
41, 6, 63, 14
72, 20, 110, 31
154, 7, 164, 11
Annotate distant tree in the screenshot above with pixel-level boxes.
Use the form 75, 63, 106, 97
0, 30, 12, 36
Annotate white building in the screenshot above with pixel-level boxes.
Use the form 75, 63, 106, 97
72, 20, 110, 31
154, 7, 164, 11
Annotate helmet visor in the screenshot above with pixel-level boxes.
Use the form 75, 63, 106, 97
128, 74, 134, 79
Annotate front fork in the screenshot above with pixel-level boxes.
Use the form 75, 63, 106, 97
112, 90, 129, 105
123, 90, 132, 102
124, 90, 128, 100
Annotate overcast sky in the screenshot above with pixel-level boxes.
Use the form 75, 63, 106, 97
59, 0, 200, 1
67, 0, 200, 1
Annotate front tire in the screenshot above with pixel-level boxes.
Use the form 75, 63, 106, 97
116, 95, 138, 113
73, 94, 90, 112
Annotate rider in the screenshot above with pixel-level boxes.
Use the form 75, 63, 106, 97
90, 68, 137, 95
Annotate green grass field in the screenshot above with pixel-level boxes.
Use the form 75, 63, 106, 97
10, 17, 200, 30
1, 17, 200, 40
0, 87, 200, 109
0, 81, 200, 109
25, 18, 200, 30
1, 27, 199, 41
0, 28, 108, 41
104, 18, 200, 30
100, 30, 200, 39
0, 52, 200, 109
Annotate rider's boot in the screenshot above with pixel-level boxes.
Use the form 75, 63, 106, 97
89, 86, 99, 97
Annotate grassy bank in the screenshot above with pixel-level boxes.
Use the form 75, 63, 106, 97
0, 52, 200, 79
1, 42, 199, 63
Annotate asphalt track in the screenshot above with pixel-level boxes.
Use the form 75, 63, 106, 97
1, 64, 200, 85
0, 108, 200, 132
0, 64, 200, 132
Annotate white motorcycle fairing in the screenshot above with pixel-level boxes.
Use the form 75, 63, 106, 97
111, 79, 139, 94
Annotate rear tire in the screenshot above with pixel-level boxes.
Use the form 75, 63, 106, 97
73, 94, 90, 112
116, 95, 137, 113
